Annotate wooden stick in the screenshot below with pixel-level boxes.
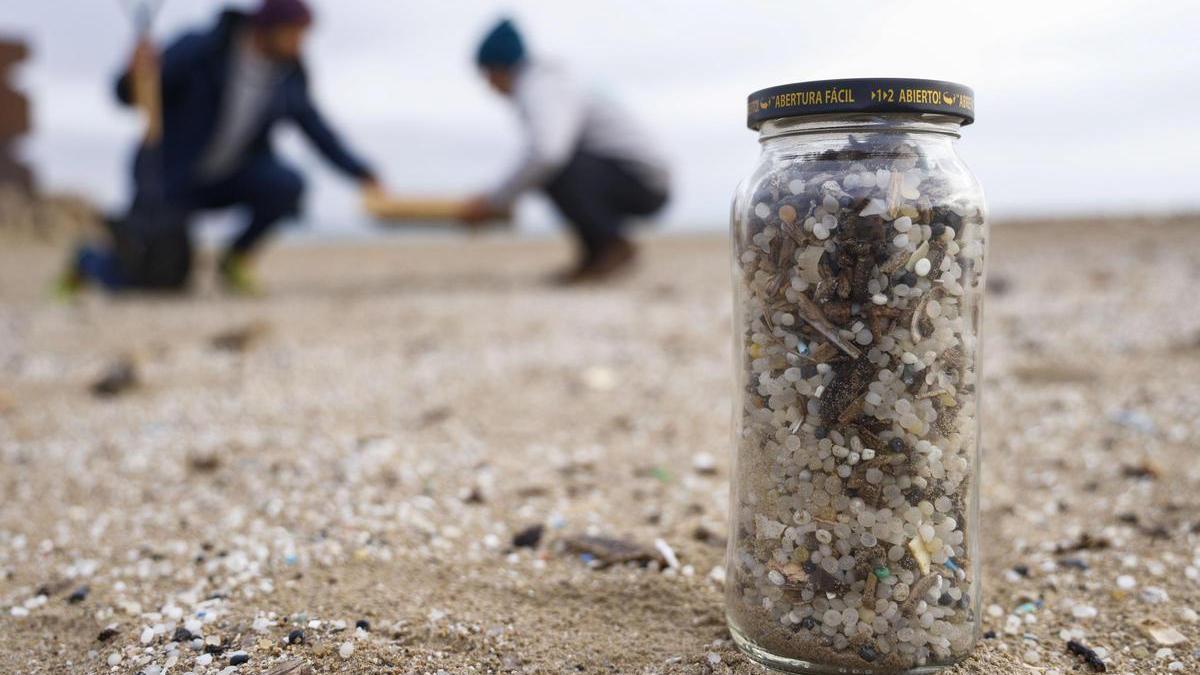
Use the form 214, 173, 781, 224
132, 53, 162, 144
363, 193, 466, 223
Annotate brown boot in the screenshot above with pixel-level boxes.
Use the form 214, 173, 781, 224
550, 238, 637, 286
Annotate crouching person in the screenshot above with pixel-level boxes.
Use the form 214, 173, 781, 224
64, 0, 378, 295
460, 19, 670, 284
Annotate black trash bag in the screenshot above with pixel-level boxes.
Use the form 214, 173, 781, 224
109, 142, 193, 290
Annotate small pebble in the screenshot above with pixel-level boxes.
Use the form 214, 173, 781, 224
339, 641, 355, 659
1067, 639, 1107, 671
287, 629, 305, 645
512, 524, 544, 549
1072, 604, 1098, 619
692, 452, 717, 474
1141, 586, 1169, 604
355, 619, 370, 632
858, 645, 877, 662
229, 653, 249, 666
1116, 574, 1136, 590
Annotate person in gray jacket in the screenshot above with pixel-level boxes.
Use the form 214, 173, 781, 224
460, 19, 670, 284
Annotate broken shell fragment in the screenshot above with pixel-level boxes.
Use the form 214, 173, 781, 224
908, 536, 933, 575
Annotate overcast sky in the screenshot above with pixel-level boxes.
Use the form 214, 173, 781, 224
4, 0, 1199, 236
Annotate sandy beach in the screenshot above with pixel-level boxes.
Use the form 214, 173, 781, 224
2, 219, 1199, 674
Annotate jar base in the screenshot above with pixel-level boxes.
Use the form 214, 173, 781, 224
728, 621, 954, 675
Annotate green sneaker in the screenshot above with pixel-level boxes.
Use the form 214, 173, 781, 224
218, 254, 263, 296
52, 266, 85, 302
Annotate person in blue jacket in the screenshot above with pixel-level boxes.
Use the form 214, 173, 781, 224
72, 0, 379, 294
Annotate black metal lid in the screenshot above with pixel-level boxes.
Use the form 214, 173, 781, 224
747, 78, 974, 129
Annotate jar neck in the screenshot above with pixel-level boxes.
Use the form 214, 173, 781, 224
757, 113, 964, 144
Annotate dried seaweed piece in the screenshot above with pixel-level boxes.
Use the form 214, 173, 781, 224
880, 248, 910, 276
933, 397, 960, 437
886, 170, 905, 219
846, 243, 876, 303
814, 277, 839, 303
820, 302, 854, 326
863, 568, 878, 600
926, 241, 946, 275
850, 426, 886, 453
835, 268, 853, 300
916, 196, 933, 225
767, 228, 801, 296
941, 346, 965, 374
807, 341, 841, 364
866, 305, 902, 340
820, 357, 874, 424
907, 285, 947, 343
561, 535, 665, 568
902, 573, 941, 615
837, 392, 868, 425
792, 294, 862, 359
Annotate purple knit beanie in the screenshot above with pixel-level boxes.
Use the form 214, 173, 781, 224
251, 0, 313, 29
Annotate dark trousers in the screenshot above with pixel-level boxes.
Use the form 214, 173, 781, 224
187, 153, 305, 257
543, 151, 668, 260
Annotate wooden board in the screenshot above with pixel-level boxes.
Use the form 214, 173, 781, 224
363, 193, 465, 223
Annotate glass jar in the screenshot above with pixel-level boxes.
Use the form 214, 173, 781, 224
726, 79, 987, 674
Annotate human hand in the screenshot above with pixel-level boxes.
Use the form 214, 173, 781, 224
360, 179, 390, 216
459, 195, 502, 226
131, 39, 158, 75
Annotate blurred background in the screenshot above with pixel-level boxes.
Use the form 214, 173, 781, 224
3, 0, 1199, 238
